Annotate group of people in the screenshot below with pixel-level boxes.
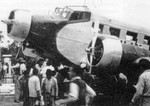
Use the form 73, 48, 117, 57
11, 57, 96, 106
9, 55, 150, 106
110, 57, 150, 106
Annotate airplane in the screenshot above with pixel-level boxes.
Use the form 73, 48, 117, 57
2, 5, 150, 106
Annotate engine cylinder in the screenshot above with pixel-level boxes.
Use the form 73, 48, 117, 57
87, 35, 150, 73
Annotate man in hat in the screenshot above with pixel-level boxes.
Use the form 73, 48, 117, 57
55, 65, 96, 106
11, 57, 26, 103
80, 62, 94, 86
130, 57, 150, 106
19, 58, 26, 75
12, 58, 26, 75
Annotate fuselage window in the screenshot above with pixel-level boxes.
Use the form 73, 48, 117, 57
99, 24, 104, 33
109, 27, 120, 37
126, 31, 137, 42
78, 12, 83, 20
144, 36, 150, 45
69, 12, 79, 20
83, 12, 91, 20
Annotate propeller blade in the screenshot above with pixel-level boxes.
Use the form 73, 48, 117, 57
89, 20, 99, 73
1, 19, 14, 25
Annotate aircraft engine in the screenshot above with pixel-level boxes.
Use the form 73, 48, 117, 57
87, 35, 150, 73
3, 9, 69, 63
3, 10, 32, 42
87, 35, 122, 72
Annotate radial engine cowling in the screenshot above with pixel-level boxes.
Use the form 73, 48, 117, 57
5, 10, 31, 42
87, 35, 122, 72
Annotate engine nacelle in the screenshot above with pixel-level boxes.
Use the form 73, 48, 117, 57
5, 10, 31, 42
87, 35, 122, 72
87, 35, 150, 73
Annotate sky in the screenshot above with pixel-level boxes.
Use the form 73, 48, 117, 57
0, 0, 150, 47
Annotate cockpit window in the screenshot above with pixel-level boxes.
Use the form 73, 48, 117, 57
61, 8, 70, 18
70, 12, 79, 20
69, 12, 91, 21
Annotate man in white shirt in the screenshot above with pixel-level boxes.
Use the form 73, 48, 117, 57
40, 64, 54, 78
130, 58, 150, 106
28, 67, 41, 106
40, 60, 55, 83
42, 58, 49, 67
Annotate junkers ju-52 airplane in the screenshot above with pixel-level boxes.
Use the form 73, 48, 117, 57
2, 5, 150, 106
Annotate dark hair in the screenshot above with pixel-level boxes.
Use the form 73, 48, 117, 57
70, 65, 83, 76
46, 69, 51, 75
23, 70, 29, 77
46, 69, 52, 79
47, 60, 51, 66
37, 58, 44, 64
32, 67, 39, 75
58, 67, 69, 79
139, 59, 150, 69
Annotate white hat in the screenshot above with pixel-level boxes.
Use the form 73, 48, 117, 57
80, 63, 87, 68
20, 64, 27, 73
58, 64, 64, 70
49, 65, 55, 71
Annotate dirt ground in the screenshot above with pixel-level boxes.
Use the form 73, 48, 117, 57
0, 95, 23, 106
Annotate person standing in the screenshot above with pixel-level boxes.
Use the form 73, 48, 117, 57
35, 58, 44, 84
41, 69, 58, 106
130, 58, 150, 106
19, 59, 26, 76
80, 63, 95, 86
55, 65, 96, 106
42, 58, 49, 67
11, 58, 26, 103
40, 60, 55, 84
28, 67, 41, 106
18, 68, 29, 106
55, 66, 69, 99
35, 58, 44, 75
2, 63, 8, 79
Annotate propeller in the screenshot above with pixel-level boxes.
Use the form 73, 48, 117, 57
89, 20, 99, 73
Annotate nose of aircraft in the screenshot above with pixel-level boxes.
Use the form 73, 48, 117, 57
2, 10, 32, 42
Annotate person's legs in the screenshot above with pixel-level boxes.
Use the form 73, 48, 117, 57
29, 97, 37, 106
51, 96, 55, 106
44, 93, 50, 106
23, 97, 30, 106
14, 75, 20, 102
